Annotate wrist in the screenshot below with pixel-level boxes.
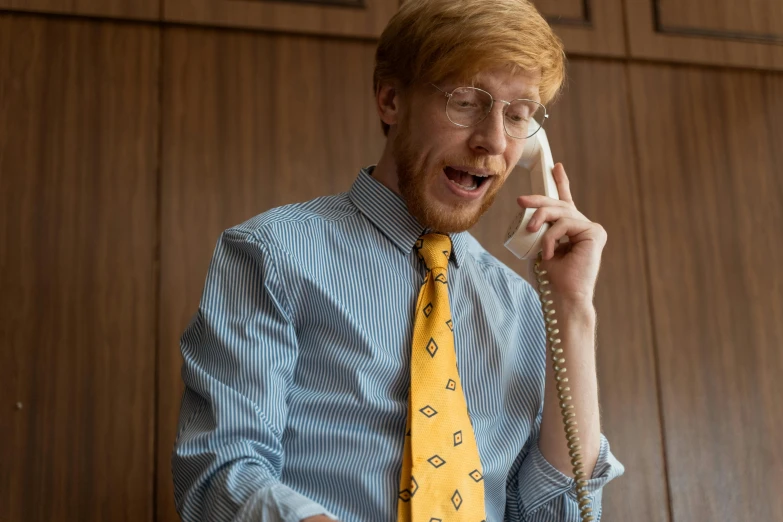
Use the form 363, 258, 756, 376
552, 295, 596, 320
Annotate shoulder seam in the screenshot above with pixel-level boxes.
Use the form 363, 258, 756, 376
222, 228, 298, 322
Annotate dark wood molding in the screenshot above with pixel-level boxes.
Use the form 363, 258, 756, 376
243, 0, 365, 8
653, 0, 783, 44
545, 0, 592, 28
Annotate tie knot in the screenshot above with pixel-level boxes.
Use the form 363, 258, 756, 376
415, 233, 452, 270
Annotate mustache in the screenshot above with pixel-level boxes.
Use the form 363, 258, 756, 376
441, 157, 507, 177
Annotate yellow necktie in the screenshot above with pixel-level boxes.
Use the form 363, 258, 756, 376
398, 233, 487, 522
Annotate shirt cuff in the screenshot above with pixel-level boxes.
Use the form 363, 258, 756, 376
516, 433, 625, 515
235, 483, 338, 522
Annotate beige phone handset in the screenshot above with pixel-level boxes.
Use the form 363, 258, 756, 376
503, 127, 560, 263
504, 129, 594, 522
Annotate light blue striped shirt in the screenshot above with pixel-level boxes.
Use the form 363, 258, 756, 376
172, 167, 624, 522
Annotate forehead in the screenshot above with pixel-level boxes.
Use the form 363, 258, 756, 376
457, 66, 542, 101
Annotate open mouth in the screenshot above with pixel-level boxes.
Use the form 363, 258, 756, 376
443, 166, 491, 191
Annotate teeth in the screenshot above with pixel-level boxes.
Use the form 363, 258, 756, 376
450, 178, 478, 191
448, 167, 490, 178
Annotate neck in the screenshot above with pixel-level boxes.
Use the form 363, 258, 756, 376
372, 135, 402, 196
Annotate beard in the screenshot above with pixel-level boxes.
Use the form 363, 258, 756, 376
393, 123, 507, 234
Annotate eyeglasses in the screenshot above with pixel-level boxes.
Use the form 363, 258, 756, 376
431, 84, 548, 139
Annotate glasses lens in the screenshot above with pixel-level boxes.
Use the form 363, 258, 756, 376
446, 87, 492, 127
505, 100, 547, 138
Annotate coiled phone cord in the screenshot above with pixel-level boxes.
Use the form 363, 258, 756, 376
534, 253, 594, 522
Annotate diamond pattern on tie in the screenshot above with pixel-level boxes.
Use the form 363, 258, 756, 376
426, 338, 439, 357
451, 490, 463, 511
428, 455, 446, 468
398, 234, 486, 522
420, 405, 437, 418
398, 476, 419, 502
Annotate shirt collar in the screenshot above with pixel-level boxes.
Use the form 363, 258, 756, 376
349, 167, 468, 268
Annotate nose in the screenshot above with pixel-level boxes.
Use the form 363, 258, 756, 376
467, 102, 508, 156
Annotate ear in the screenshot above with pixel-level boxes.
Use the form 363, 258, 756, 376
376, 80, 402, 128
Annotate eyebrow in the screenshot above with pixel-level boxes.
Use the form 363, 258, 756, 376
514, 91, 540, 101
469, 81, 539, 102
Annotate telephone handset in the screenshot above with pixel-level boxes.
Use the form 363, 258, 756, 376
503, 129, 594, 522
503, 127, 560, 262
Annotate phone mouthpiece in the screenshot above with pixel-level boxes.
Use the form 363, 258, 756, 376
504, 207, 548, 260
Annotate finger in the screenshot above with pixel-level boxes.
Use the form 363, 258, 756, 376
527, 206, 560, 232
525, 205, 589, 232
541, 221, 562, 260
553, 163, 574, 204
540, 217, 593, 259
517, 194, 570, 209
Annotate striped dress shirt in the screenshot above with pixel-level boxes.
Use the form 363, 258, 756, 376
172, 167, 624, 522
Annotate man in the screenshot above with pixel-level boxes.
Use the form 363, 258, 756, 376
172, 0, 624, 520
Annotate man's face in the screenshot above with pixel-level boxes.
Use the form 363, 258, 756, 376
392, 66, 540, 233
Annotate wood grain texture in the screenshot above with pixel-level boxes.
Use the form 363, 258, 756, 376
0, 0, 159, 21
157, 27, 384, 522
625, 0, 783, 70
533, 0, 627, 57
0, 13, 158, 522
470, 59, 669, 521
163, 0, 398, 38
658, 0, 783, 40
629, 63, 783, 522
534, 0, 584, 21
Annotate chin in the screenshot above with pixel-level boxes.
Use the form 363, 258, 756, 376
392, 128, 501, 233
412, 191, 492, 234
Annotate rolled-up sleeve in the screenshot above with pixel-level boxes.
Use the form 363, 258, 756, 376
171, 229, 335, 522
510, 421, 625, 521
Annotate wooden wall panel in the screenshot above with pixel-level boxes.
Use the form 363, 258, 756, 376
157, 27, 384, 522
471, 60, 669, 521
533, 0, 627, 57
629, 64, 783, 521
658, 0, 783, 38
0, 14, 158, 522
625, 0, 783, 70
535, 0, 583, 21
163, 0, 398, 39
0, 0, 159, 21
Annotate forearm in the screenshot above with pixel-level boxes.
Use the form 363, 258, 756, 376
538, 298, 601, 478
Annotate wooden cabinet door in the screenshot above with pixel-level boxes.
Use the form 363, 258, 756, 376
0, 0, 159, 20
534, 0, 627, 57
163, 0, 399, 38
0, 14, 159, 522
629, 63, 783, 521
626, 0, 783, 70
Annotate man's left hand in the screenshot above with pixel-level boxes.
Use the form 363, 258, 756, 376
516, 162, 607, 307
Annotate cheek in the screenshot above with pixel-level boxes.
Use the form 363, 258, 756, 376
505, 148, 523, 171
